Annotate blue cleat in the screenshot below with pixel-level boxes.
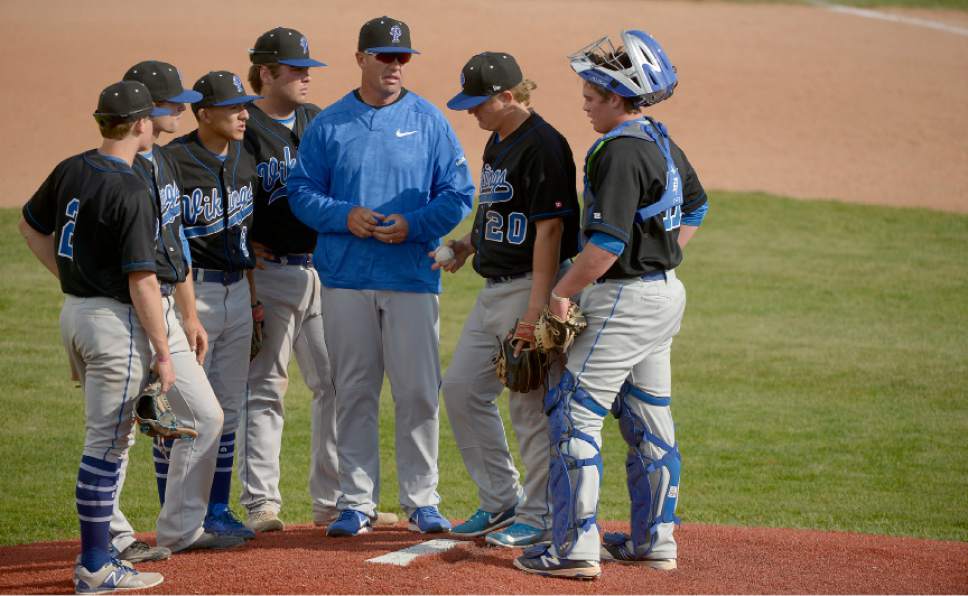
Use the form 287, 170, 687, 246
485, 522, 551, 548
204, 505, 256, 540
408, 506, 452, 534
326, 509, 372, 537
452, 507, 515, 538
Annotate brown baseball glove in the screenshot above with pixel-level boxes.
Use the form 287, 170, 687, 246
134, 373, 198, 440
493, 321, 550, 393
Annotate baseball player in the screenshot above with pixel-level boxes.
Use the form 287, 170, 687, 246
514, 30, 708, 579
164, 71, 261, 540
102, 61, 245, 554
440, 52, 580, 548
287, 16, 475, 537
19, 80, 168, 593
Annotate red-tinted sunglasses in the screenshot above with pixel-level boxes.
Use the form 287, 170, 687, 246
369, 52, 412, 65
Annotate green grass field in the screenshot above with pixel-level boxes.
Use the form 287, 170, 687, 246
1, 193, 966, 547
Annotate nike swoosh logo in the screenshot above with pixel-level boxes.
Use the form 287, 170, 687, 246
395, 129, 417, 138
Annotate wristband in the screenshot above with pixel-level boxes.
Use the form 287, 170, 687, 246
156, 354, 170, 364
550, 290, 569, 302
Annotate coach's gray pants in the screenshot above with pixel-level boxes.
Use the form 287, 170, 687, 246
442, 276, 550, 529
239, 262, 338, 518
551, 271, 685, 561
322, 287, 441, 517
110, 295, 224, 552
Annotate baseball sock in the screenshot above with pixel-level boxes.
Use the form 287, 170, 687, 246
208, 432, 235, 511
76, 455, 119, 572
152, 437, 174, 506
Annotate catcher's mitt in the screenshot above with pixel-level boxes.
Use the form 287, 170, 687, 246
134, 374, 198, 440
535, 303, 587, 353
250, 301, 265, 361
493, 321, 550, 393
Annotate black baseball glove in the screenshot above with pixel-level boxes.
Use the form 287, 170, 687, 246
493, 321, 550, 394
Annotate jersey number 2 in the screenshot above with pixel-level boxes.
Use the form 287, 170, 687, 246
484, 210, 527, 245
57, 198, 80, 260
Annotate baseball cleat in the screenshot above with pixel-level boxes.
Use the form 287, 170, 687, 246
326, 509, 372, 537
314, 510, 399, 527
600, 532, 677, 570
485, 522, 551, 548
452, 507, 515, 538
175, 532, 246, 552
408, 506, 452, 534
513, 546, 600, 579
73, 557, 164, 594
204, 505, 256, 540
246, 510, 285, 533
112, 541, 171, 563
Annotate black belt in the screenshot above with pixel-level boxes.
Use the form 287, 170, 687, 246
192, 268, 244, 285
264, 253, 313, 266
597, 269, 667, 284
486, 271, 530, 284
159, 283, 174, 297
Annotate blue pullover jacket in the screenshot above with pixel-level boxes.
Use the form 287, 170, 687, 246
287, 90, 474, 293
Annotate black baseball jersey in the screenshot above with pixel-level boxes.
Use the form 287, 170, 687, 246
244, 103, 320, 255
22, 150, 158, 303
132, 146, 189, 284
584, 133, 706, 279
470, 112, 580, 278
163, 132, 257, 272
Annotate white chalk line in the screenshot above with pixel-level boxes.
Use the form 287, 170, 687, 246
809, 1, 968, 37
365, 538, 462, 567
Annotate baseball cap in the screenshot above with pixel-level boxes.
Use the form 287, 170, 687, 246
447, 52, 523, 111
123, 60, 203, 105
358, 16, 420, 54
94, 80, 168, 120
193, 71, 262, 108
250, 27, 326, 67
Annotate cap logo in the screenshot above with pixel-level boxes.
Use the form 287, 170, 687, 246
390, 24, 402, 44
492, 85, 501, 91
300, 36, 309, 55
233, 75, 244, 93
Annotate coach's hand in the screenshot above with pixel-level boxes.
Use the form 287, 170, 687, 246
348, 207, 385, 238
374, 214, 409, 244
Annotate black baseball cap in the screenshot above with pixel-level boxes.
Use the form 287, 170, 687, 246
358, 16, 420, 54
123, 61, 203, 105
193, 71, 262, 108
447, 52, 523, 110
94, 80, 168, 120
250, 27, 326, 67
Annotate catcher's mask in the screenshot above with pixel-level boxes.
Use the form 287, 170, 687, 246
568, 29, 678, 108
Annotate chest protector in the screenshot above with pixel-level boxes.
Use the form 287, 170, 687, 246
583, 117, 683, 225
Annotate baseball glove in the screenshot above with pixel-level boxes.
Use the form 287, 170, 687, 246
250, 301, 265, 361
534, 303, 587, 353
493, 321, 550, 393
134, 374, 197, 440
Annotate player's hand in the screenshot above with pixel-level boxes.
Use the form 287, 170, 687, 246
373, 213, 409, 244
549, 294, 571, 320
511, 319, 537, 357
252, 241, 272, 270
347, 207, 385, 238
181, 316, 208, 365
429, 238, 472, 273
154, 357, 176, 393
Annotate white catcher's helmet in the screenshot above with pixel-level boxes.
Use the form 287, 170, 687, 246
568, 29, 678, 107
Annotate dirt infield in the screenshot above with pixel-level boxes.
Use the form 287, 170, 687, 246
0, 0, 965, 212
1, 521, 966, 594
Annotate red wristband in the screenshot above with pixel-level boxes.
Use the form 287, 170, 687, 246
156, 354, 170, 364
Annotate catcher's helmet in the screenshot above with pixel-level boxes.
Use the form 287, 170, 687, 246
568, 29, 677, 107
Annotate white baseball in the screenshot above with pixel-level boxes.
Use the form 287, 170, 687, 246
434, 245, 456, 264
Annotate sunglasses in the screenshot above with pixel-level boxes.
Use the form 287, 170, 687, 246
368, 52, 412, 65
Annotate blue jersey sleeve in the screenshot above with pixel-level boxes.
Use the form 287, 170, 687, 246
286, 122, 356, 234
404, 117, 474, 243
589, 231, 626, 256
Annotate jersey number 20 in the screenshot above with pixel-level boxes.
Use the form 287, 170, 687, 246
662, 205, 682, 232
484, 210, 527, 245
57, 198, 80, 260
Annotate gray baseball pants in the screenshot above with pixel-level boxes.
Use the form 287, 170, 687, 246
239, 261, 338, 518
442, 275, 550, 529
321, 287, 441, 517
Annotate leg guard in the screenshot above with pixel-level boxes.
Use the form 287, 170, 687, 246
613, 381, 681, 556
545, 370, 607, 558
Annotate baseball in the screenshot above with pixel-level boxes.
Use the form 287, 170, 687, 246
434, 245, 456, 264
